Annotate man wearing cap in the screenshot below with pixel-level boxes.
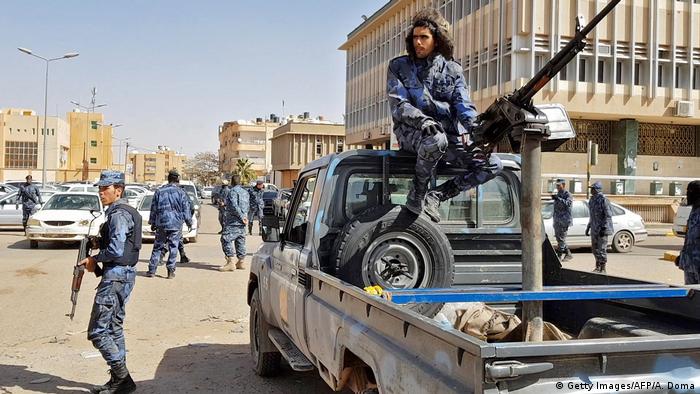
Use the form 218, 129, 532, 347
79, 170, 141, 394
18, 175, 42, 230
247, 180, 265, 235
552, 179, 573, 261
219, 174, 249, 271
146, 169, 192, 279
585, 181, 613, 273
676, 181, 700, 284
216, 180, 230, 234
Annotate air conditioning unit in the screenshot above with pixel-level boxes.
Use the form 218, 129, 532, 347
598, 43, 611, 56
675, 100, 695, 117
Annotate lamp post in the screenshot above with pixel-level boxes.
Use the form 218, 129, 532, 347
71, 98, 106, 181
18, 47, 79, 186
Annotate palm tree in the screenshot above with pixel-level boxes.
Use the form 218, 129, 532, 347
235, 158, 256, 184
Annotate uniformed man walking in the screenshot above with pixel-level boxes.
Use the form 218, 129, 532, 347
676, 180, 700, 284
147, 170, 192, 279
79, 170, 141, 394
585, 181, 613, 273
219, 175, 249, 271
387, 8, 502, 222
248, 180, 265, 235
216, 180, 230, 234
552, 178, 573, 261
18, 175, 42, 230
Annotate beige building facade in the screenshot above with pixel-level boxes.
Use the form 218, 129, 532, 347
0, 108, 70, 183
66, 110, 114, 182
128, 147, 186, 184
270, 120, 346, 188
340, 0, 700, 194
218, 119, 280, 177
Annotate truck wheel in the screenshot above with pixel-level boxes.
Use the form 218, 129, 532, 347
612, 230, 634, 253
334, 205, 455, 318
250, 288, 281, 377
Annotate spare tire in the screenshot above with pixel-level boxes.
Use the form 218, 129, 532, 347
333, 205, 455, 317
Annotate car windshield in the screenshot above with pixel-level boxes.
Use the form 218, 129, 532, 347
44, 194, 100, 211
139, 195, 154, 211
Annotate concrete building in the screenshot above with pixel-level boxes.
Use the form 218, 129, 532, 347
0, 108, 70, 183
218, 118, 280, 177
66, 110, 114, 182
270, 119, 346, 188
340, 0, 700, 194
128, 147, 186, 184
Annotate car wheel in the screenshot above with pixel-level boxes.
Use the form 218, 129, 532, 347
29, 240, 39, 249
250, 288, 281, 377
333, 205, 455, 318
612, 230, 634, 253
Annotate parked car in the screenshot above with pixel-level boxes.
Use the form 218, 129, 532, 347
62, 183, 99, 193
672, 198, 692, 237
542, 199, 647, 253
0, 190, 57, 228
137, 192, 198, 243
201, 186, 214, 199
25, 192, 104, 248
0, 183, 17, 197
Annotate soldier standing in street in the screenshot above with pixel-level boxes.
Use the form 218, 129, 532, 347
676, 181, 700, 284
248, 180, 265, 235
18, 175, 42, 230
552, 178, 573, 261
387, 8, 502, 222
79, 170, 141, 394
216, 180, 230, 234
147, 170, 192, 279
219, 175, 249, 271
585, 181, 613, 273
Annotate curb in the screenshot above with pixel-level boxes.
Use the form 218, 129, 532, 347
663, 251, 679, 262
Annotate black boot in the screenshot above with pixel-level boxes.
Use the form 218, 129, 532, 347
423, 180, 461, 223
405, 182, 427, 216
598, 262, 607, 274
167, 270, 176, 279
90, 370, 114, 393
592, 261, 601, 273
100, 363, 135, 394
180, 253, 190, 264
563, 248, 573, 261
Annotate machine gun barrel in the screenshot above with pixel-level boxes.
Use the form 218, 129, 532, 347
69, 237, 90, 320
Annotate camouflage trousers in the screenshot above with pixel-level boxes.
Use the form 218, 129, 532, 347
221, 225, 246, 258
591, 235, 608, 263
554, 225, 569, 254
395, 127, 502, 192
87, 265, 136, 367
148, 229, 181, 273
22, 205, 37, 229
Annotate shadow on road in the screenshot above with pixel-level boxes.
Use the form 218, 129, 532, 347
0, 364, 91, 393
136, 343, 338, 394
7, 240, 79, 250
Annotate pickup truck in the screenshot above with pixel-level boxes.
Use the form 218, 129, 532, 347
247, 149, 700, 393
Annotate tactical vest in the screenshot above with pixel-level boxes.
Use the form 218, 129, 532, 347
99, 203, 142, 266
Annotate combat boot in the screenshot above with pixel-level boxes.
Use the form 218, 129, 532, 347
235, 257, 246, 270
90, 369, 114, 393
423, 180, 461, 223
180, 253, 190, 264
219, 256, 235, 272
404, 185, 426, 217
99, 362, 135, 394
563, 248, 573, 261
167, 270, 176, 279
598, 262, 607, 274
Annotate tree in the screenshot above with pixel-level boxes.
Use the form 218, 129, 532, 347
183, 151, 220, 186
235, 158, 256, 185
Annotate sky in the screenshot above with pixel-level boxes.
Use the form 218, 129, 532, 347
0, 0, 385, 156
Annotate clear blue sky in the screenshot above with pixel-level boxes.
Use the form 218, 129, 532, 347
0, 1, 385, 156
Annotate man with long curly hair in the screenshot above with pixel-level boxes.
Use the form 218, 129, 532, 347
387, 9, 502, 222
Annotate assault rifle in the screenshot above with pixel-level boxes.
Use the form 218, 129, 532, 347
471, 0, 622, 153
68, 210, 102, 320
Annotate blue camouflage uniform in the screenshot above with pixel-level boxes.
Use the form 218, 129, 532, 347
387, 54, 502, 209
586, 182, 613, 272
678, 206, 700, 284
248, 186, 265, 235
221, 184, 249, 258
552, 186, 573, 258
217, 185, 230, 230
18, 182, 42, 228
147, 183, 192, 274
87, 171, 142, 377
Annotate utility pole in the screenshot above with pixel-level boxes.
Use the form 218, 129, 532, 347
124, 141, 130, 182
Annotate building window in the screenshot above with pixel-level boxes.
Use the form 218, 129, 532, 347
90, 140, 97, 147
337, 138, 344, 153
693, 66, 699, 90
616, 61, 623, 84
4, 141, 38, 168
634, 61, 642, 85
559, 63, 568, 81
657, 64, 665, 87
578, 58, 587, 82
315, 137, 323, 156
90, 158, 97, 164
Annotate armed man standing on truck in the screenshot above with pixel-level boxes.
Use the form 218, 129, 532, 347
146, 170, 192, 279
676, 180, 700, 284
387, 8, 502, 223
552, 178, 573, 261
585, 181, 613, 273
219, 175, 249, 271
248, 180, 265, 235
18, 175, 42, 230
78, 170, 140, 394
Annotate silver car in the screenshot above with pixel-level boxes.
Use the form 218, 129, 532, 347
542, 199, 647, 253
0, 190, 57, 228
672, 198, 692, 238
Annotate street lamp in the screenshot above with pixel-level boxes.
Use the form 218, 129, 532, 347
18, 47, 79, 186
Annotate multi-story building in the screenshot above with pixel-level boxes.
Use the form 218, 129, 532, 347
0, 108, 70, 182
128, 147, 186, 184
340, 0, 700, 194
218, 118, 280, 177
270, 118, 346, 187
66, 110, 113, 182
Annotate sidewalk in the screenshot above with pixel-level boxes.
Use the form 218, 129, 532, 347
645, 223, 674, 237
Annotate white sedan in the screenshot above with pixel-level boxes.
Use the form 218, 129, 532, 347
542, 199, 648, 253
137, 193, 198, 243
0, 190, 57, 228
25, 192, 104, 249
